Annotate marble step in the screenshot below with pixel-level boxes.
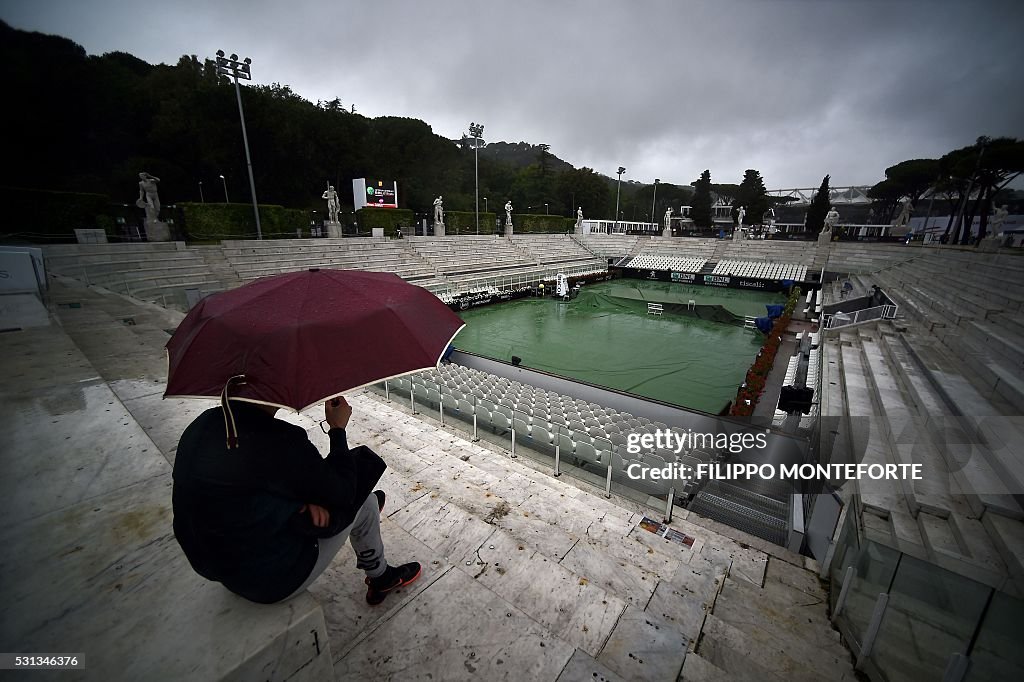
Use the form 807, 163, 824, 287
698, 614, 849, 682
336, 396, 702, 676
710, 588, 851, 677
678, 652, 732, 681
717, 575, 836, 635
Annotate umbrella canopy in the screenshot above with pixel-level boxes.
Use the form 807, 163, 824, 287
164, 268, 465, 412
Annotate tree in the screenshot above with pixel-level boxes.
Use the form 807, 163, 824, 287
937, 137, 1024, 243
806, 174, 832, 234
536, 143, 551, 176
866, 178, 904, 223
554, 167, 609, 219
733, 169, 769, 226
939, 137, 1024, 242
690, 170, 713, 228
867, 158, 939, 224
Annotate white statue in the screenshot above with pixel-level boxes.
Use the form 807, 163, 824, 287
736, 206, 746, 229
892, 199, 912, 229
322, 185, 340, 223
433, 196, 444, 225
824, 206, 840, 232
136, 172, 161, 222
575, 207, 583, 230
991, 204, 1009, 234
663, 207, 673, 231
505, 200, 513, 227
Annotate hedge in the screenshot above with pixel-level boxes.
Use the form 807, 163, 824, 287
355, 208, 415, 236
179, 202, 310, 240
442, 211, 498, 235
729, 286, 802, 417
509, 214, 573, 234
0, 186, 114, 241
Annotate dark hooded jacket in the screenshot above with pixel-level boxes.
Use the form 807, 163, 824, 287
172, 402, 384, 603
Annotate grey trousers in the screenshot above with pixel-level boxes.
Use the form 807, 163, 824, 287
281, 492, 387, 601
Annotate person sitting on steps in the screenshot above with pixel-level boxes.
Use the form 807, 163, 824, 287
172, 396, 421, 605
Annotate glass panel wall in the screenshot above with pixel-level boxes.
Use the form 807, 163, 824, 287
870, 554, 989, 680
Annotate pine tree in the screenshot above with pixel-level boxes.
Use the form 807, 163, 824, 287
806, 174, 832, 233
691, 170, 713, 228
734, 169, 769, 226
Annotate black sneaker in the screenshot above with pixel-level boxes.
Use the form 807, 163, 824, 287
374, 490, 385, 512
365, 562, 422, 606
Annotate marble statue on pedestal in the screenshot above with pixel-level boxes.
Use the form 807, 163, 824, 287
505, 201, 513, 235
575, 207, 583, 232
137, 172, 161, 222
322, 185, 340, 224
892, 199, 912, 230
991, 204, 1009, 234
433, 196, 444, 225
736, 206, 746, 229
136, 172, 170, 241
663, 207, 673, 236
823, 207, 840, 232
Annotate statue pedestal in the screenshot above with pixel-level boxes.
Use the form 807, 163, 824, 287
144, 219, 171, 242
817, 230, 833, 246
978, 236, 1001, 252
662, 227, 672, 238
732, 229, 745, 241
325, 221, 343, 238
506, 223, 514, 238
434, 220, 445, 237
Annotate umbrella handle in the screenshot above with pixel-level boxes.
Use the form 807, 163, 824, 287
221, 375, 247, 449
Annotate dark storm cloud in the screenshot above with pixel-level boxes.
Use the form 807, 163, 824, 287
2, 0, 1022, 189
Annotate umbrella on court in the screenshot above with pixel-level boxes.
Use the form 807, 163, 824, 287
164, 268, 465, 418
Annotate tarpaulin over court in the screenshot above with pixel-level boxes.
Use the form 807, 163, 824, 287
454, 280, 785, 414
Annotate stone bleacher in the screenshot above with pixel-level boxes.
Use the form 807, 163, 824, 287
406, 235, 535, 276
578, 233, 639, 259
221, 237, 441, 285
868, 250, 1024, 408
42, 242, 224, 311
823, 321, 1023, 592
826, 242, 920, 274
818, 246, 1024, 596
718, 239, 819, 265
510, 234, 604, 267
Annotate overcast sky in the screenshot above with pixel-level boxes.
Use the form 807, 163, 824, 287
2, 0, 1022, 189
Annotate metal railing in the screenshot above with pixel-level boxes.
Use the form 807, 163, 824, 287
822, 304, 898, 329
378, 374, 684, 515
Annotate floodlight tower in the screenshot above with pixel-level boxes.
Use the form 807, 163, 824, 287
216, 50, 262, 240
651, 178, 660, 227
614, 166, 626, 233
469, 122, 485, 235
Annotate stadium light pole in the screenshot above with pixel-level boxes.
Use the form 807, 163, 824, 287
198, 180, 205, 203
651, 178, 659, 227
216, 50, 262, 240
219, 174, 229, 203
484, 197, 488, 213
614, 166, 626, 234
469, 122, 484, 235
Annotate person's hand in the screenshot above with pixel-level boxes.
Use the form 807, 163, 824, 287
325, 397, 352, 430
300, 503, 331, 528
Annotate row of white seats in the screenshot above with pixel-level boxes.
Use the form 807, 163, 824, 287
388, 375, 702, 497
407, 364, 723, 462
713, 260, 807, 281
624, 252, 707, 273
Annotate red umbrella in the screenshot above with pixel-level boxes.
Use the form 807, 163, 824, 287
164, 268, 464, 417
